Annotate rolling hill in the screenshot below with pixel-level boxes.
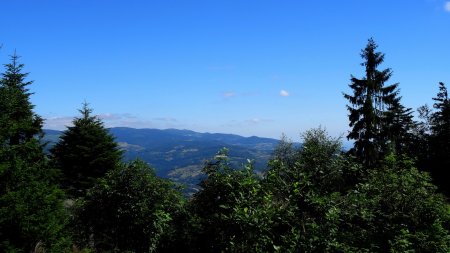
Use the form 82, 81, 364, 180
43, 127, 280, 193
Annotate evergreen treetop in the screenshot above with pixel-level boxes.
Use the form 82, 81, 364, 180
344, 38, 400, 167
51, 102, 123, 197
0, 53, 70, 252
0, 52, 43, 146
428, 82, 450, 195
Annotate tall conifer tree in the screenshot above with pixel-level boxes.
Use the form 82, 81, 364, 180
0, 53, 69, 252
429, 82, 450, 195
382, 98, 416, 156
51, 102, 123, 197
344, 38, 399, 167
0, 52, 43, 146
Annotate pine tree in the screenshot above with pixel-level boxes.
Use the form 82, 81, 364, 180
51, 102, 123, 197
0, 52, 43, 146
0, 53, 70, 252
382, 98, 416, 156
413, 104, 433, 170
431, 82, 450, 139
344, 38, 399, 167
429, 82, 450, 195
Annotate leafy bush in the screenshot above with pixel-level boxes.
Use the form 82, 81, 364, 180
73, 159, 184, 252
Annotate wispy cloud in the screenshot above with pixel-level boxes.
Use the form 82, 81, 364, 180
153, 117, 178, 122
101, 114, 177, 128
445, 1, 450, 12
247, 118, 263, 124
45, 113, 153, 130
223, 92, 236, 98
103, 114, 186, 129
98, 113, 136, 120
279, 89, 290, 97
98, 113, 148, 128
222, 91, 260, 99
246, 118, 274, 125
44, 116, 74, 130
222, 118, 274, 128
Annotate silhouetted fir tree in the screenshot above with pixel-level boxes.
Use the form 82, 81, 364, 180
344, 38, 399, 167
51, 102, 123, 198
382, 98, 417, 156
405, 104, 436, 175
0, 52, 43, 146
0, 53, 70, 252
429, 82, 450, 196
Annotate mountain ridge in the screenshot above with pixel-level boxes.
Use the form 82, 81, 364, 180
43, 127, 280, 193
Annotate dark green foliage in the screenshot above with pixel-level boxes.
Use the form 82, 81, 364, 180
188, 148, 295, 252
267, 128, 362, 199
188, 130, 358, 252
184, 129, 450, 252
0, 52, 43, 147
51, 103, 123, 197
428, 82, 450, 196
219, 169, 280, 252
383, 98, 417, 157
73, 159, 184, 253
412, 83, 450, 197
0, 141, 71, 253
244, 128, 449, 252
270, 134, 298, 169
188, 148, 267, 252
412, 104, 433, 171
0, 54, 70, 252
338, 155, 450, 252
344, 38, 400, 167
264, 128, 362, 252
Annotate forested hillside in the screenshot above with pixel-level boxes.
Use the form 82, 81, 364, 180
1, 39, 449, 252
44, 127, 279, 194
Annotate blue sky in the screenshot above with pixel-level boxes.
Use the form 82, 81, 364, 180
1, 1, 449, 140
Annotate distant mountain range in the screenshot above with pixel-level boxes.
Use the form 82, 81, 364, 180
43, 127, 280, 193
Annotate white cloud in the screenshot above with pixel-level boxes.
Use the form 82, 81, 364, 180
279, 89, 290, 97
250, 118, 261, 124
100, 113, 154, 128
223, 92, 236, 98
153, 117, 178, 122
44, 116, 73, 130
44, 113, 187, 130
445, 1, 450, 12
221, 118, 274, 128
245, 118, 274, 125
45, 113, 150, 130
98, 113, 136, 120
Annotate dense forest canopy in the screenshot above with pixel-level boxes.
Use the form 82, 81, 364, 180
0, 39, 449, 252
